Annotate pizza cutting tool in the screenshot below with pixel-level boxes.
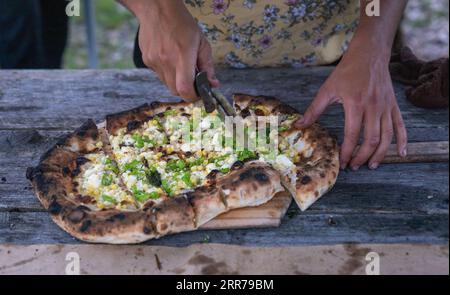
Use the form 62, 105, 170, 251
194, 71, 236, 120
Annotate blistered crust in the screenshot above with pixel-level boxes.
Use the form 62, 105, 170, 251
105, 101, 194, 135
288, 125, 339, 211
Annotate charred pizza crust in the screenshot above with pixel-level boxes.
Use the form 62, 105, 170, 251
106, 101, 194, 136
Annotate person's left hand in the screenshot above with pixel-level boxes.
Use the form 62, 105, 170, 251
294, 39, 408, 170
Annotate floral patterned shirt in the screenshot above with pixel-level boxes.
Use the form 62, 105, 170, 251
184, 0, 360, 68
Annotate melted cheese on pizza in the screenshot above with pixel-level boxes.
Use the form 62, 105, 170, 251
75, 152, 135, 210
100, 104, 314, 209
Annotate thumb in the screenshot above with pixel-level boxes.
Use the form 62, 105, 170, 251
197, 36, 220, 87
295, 87, 332, 128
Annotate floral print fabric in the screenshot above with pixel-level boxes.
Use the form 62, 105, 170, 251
184, 0, 360, 68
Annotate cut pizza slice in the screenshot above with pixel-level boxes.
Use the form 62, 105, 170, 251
233, 94, 340, 211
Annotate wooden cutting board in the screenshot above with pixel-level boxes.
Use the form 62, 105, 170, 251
203, 141, 449, 230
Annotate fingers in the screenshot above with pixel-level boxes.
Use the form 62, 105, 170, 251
176, 52, 199, 102
392, 104, 408, 157
349, 109, 382, 170
367, 112, 394, 169
340, 104, 363, 169
140, 38, 201, 101
351, 103, 407, 170
155, 60, 178, 96
142, 52, 179, 96
294, 87, 331, 129
197, 36, 220, 88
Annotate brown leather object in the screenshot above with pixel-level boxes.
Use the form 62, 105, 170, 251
390, 47, 449, 109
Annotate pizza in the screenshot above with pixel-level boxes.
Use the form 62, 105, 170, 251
26, 94, 339, 244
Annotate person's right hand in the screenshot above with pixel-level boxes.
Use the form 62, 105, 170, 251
122, 0, 219, 101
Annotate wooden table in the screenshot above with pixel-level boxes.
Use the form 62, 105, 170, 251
0, 68, 448, 252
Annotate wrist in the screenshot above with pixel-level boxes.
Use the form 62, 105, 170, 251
347, 32, 391, 63
119, 0, 183, 22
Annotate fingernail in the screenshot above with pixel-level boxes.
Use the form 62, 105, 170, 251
351, 165, 359, 171
400, 148, 407, 158
340, 161, 347, 170
369, 162, 379, 170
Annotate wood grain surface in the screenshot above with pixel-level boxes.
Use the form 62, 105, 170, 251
0, 68, 448, 246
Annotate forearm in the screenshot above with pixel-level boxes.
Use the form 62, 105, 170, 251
351, 0, 408, 57
117, 0, 186, 21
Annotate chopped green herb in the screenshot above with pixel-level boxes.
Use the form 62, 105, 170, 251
201, 234, 211, 243
161, 180, 174, 196
209, 154, 229, 164
189, 157, 205, 168
201, 108, 207, 117
152, 118, 163, 130
105, 158, 119, 174
132, 134, 155, 149
164, 109, 177, 116
132, 187, 157, 203
166, 159, 188, 172
278, 126, 289, 133
123, 159, 141, 172
176, 159, 186, 170
101, 194, 116, 204
181, 172, 192, 187
101, 174, 113, 186
237, 149, 257, 161
149, 191, 160, 199
220, 167, 230, 174
123, 160, 146, 178
189, 117, 199, 131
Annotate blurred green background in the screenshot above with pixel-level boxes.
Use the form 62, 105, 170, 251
64, 0, 137, 69
64, 0, 449, 69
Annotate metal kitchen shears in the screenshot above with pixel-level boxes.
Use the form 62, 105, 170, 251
194, 71, 236, 120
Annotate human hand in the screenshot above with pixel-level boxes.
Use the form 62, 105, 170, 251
123, 0, 219, 101
295, 39, 407, 170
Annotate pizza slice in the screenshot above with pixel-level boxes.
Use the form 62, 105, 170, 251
233, 94, 340, 210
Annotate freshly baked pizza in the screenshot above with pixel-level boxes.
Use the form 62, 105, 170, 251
27, 94, 339, 244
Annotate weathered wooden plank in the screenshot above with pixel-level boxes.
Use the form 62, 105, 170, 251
0, 68, 448, 246
0, 210, 447, 246
0, 69, 448, 141
355, 141, 449, 163
1, 158, 448, 214
1, 180, 448, 215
